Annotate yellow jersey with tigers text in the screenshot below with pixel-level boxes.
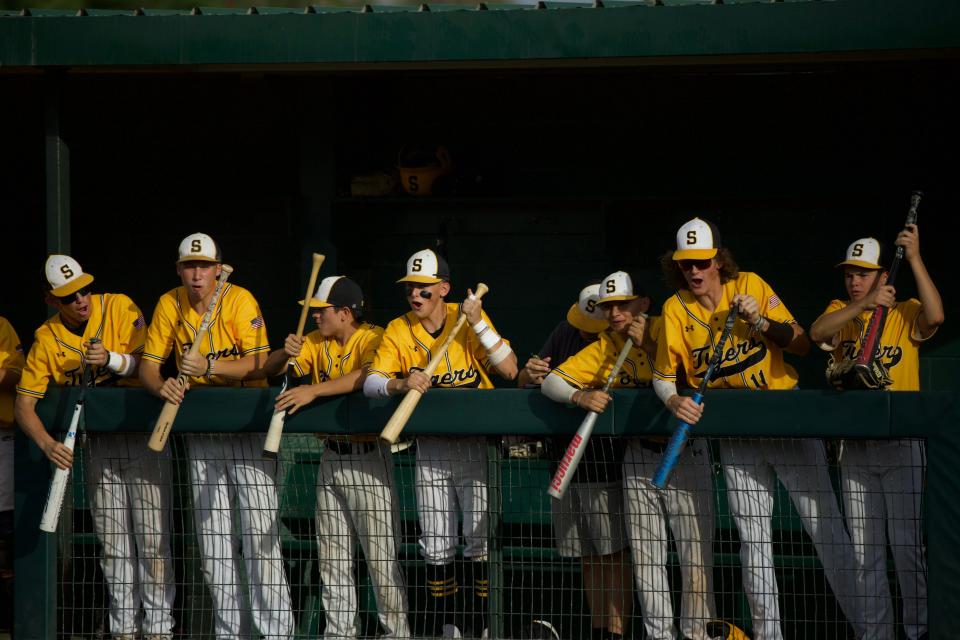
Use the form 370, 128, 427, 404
16, 294, 146, 399
142, 284, 269, 387
653, 272, 798, 391
816, 298, 930, 391
0, 316, 25, 423
291, 323, 384, 383
369, 303, 505, 389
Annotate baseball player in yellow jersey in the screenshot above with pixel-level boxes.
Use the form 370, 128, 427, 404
544, 272, 717, 640
14, 256, 174, 640
363, 249, 518, 639
652, 218, 866, 640
139, 233, 293, 640
810, 228, 943, 640
522, 282, 632, 640
0, 316, 24, 631
261, 275, 411, 639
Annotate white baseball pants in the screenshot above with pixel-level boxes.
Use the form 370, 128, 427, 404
719, 438, 863, 640
623, 438, 717, 640
85, 434, 175, 638
415, 436, 488, 564
188, 434, 294, 640
841, 439, 927, 640
316, 441, 410, 639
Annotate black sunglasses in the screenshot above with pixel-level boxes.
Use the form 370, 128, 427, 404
678, 259, 713, 272
57, 286, 91, 305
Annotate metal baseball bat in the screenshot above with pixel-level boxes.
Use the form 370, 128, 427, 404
380, 283, 489, 445
855, 191, 922, 370
548, 335, 635, 499
651, 308, 738, 489
148, 264, 234, 452
263, 253, 325, 459
40, 338, 99, 533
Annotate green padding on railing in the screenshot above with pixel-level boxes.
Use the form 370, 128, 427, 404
34, 387, 960, 438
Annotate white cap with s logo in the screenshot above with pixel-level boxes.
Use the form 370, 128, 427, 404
45, 255, 95, 297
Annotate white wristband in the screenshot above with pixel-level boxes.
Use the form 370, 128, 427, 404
106, 351, 135, 377
472, 319, 501, 350
488, 341, 513, 366
472, 318, 489, 335
653, 377, 678, 406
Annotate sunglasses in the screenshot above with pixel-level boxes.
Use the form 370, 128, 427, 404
404, 284, 435, 299
678, 259, 713, 272
57, 286, 91, 304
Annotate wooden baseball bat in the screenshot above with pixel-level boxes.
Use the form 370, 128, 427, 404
39, 339, 99, 533
147, 264, 234, 452
548, 336, 634, 499
262, 253, 325, 458
379, 283, 489, 445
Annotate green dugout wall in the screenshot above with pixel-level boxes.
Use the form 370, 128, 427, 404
2, 0, 959, 637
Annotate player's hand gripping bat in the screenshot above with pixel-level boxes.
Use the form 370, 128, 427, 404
147, 264, 234, 452
39, 338, 99, 533
548, 337, 635, 500
651, 308, 738, 489
854, 191, 922, 377
379, 283, 489, 445
262, 253, 325, 459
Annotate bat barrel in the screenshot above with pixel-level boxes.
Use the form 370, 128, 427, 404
650, 391, 703, 489
39, 469, 70, 533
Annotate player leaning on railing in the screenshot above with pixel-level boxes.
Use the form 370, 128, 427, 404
15, 255, 174, 640
811, 223, 943, 640
652, 217, 868, 640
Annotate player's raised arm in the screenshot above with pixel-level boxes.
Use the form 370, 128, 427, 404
898, 223, 944, 337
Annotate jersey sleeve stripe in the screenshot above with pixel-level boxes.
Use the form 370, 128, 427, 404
292, 361, 305, 378
552, 368, 586, 389
15, 386, 44, 399
367, 367, 395, 380
142, 352, 167, 364
240, 345, 271, 356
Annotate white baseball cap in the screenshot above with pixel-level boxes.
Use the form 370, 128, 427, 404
597, 271, 640, 304
672, 217, 721, 261
45, 255, 94, 298
300, 276, 365, 310
177, 232, 221, 263
566, 283, 608, 334
396, 249, 450, 285
837, 237, 883, 270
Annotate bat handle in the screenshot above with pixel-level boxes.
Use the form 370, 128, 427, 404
650, 392, 702, 489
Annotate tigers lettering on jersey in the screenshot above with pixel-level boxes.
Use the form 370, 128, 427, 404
653, 272, 798, 391
553, 329, 654, 390
291, 323, 383, 384
142, 284, 269, 388
0, 317, 25, 423
369, 303, 505, 390
16, 294, 146, 399
817, 298, 929, 391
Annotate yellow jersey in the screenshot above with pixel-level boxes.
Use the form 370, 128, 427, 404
369, 303, 505, 389
17, 293, 146, 399
291, 323, 384, 383
142, 284, 269, 387
553, 326, 655, 390
816, 298, 930, 391
653, 272, 798, 391
0, 316, 25, 423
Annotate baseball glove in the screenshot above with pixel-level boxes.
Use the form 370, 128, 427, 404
706, 620, 750, 640
826, 358, 892, 391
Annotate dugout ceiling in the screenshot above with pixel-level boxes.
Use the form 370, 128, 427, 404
1, 0, 958, 391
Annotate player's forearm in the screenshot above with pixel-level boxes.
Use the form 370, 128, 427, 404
215, 354, 265, 381
490, 344, 518, 380
14, 395, 55, 451
782, 324, 810, 356
260, 349, 291, 378
138, 361, 166, 397
541, 373, 576, 405
910, 255, 945, 332
810, 305, 864, 344
316, 369, 364, 397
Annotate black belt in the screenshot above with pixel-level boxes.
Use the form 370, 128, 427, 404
325, 439, 377, 456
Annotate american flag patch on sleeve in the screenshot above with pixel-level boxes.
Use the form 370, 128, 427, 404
250, 316, 265, 329
768, 295, 781, 310
134, 315, 146, 330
